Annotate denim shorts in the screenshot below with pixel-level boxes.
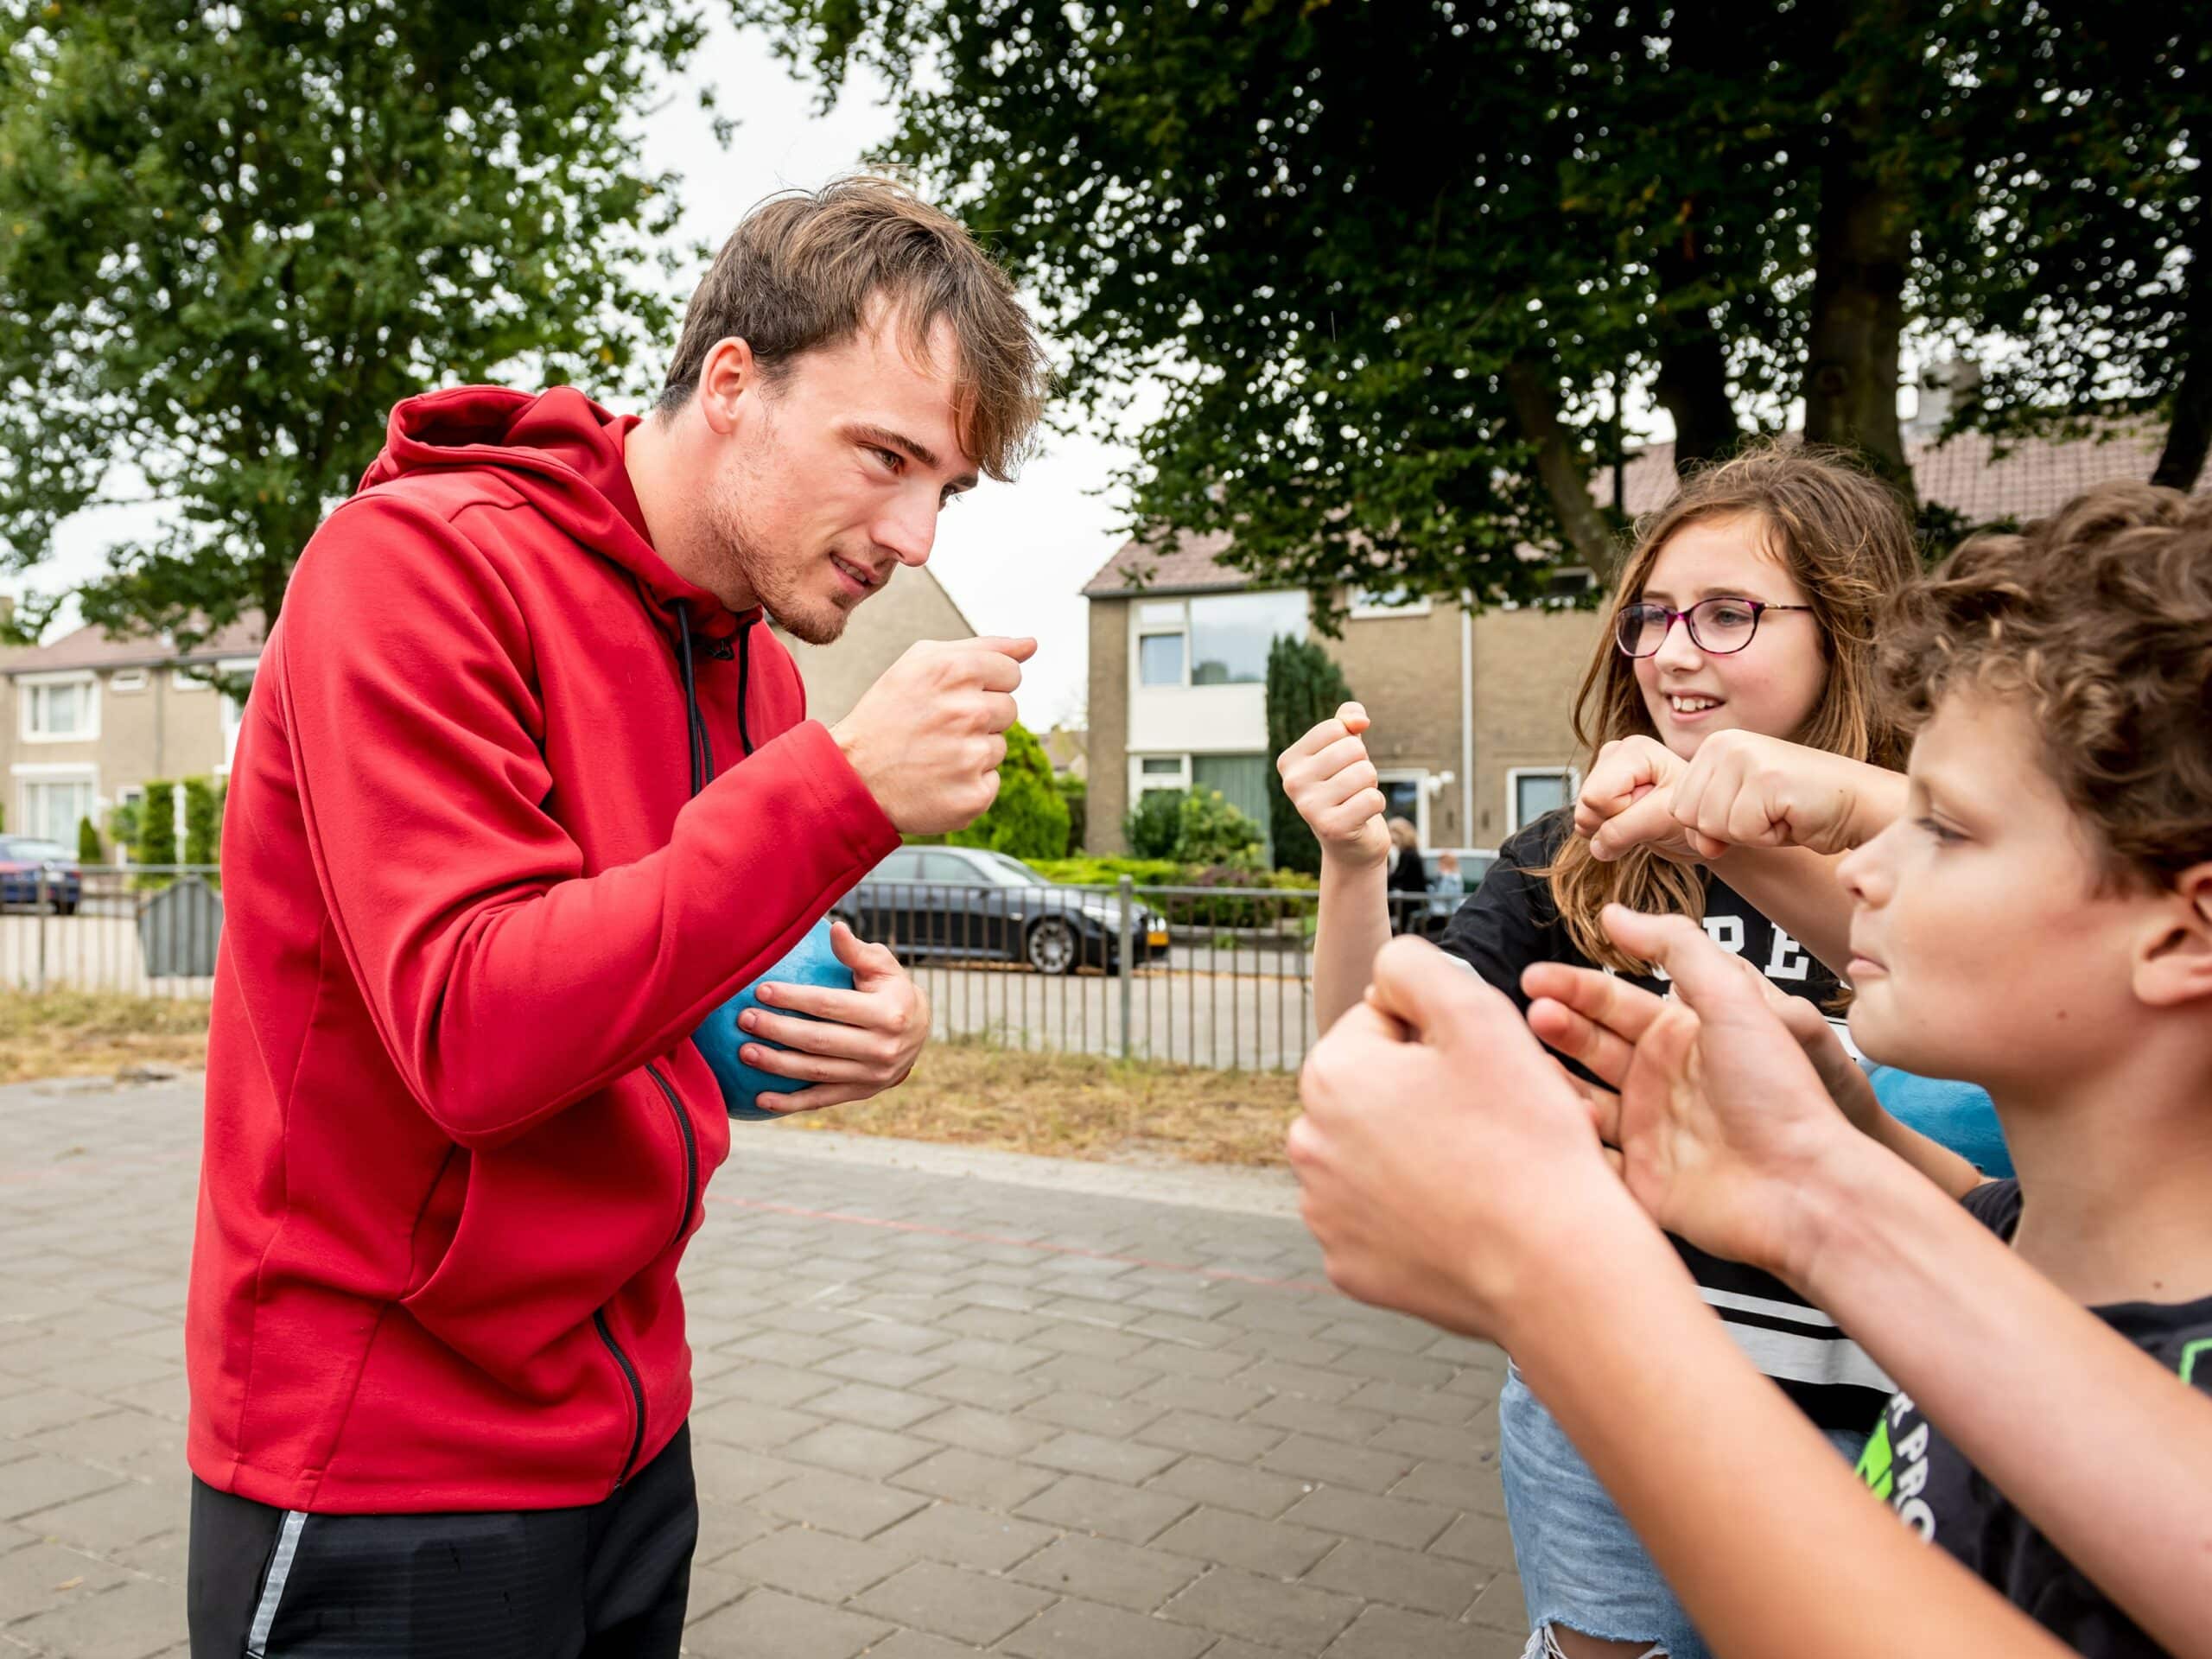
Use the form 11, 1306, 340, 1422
1498, 1362, 1868, 1658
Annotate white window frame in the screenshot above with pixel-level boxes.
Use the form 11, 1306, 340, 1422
110, 668, 149, 693
11, 763, 99, 846
1507, 766, 1582, 834
1129, 753, 1192, 799
171, 664, 212, 692
1375, 767, 1432, 849
216, 658, 257, 775
18, 671, 99, 744
1350, 586, 1433, 620
1133, 601, 1191, 689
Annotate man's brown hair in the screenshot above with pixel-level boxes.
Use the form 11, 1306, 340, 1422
1884, 480, 2212, 888
659, 176, 1049, 480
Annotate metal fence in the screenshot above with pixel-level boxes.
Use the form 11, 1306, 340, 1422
3, 867, 1459, 1071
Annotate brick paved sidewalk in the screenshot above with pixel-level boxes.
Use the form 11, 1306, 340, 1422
0, 1075, 1528, 1657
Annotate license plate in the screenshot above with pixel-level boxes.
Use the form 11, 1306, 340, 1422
1146, 929, 1169, 948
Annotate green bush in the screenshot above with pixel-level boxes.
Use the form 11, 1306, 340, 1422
1175, 788, 1265, 869
107, 797, 143, 861
140, 781, 178, 868
183, 777, 222, 868
77, 815, 102, 865
1264, 635, 1357, 876
947, 721, 1071, 861
1123, 788, 1185, 859
1055, 773, 1087, 855
1027, 856, 1186, 888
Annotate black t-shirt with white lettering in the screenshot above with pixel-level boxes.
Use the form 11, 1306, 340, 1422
1440, 811, 1892, 1432
1859, 1179, 2212, 1658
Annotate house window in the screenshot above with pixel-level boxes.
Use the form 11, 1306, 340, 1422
171, 666, 211, 691
1132, 753, 1191, 795
22, 674, 97, 742
17, 772, 97, 845
111, 669, 149, 693
1188, 592, 1306, 684
1509, 767, 1578, 833
1350, 586, 1433, 620
1135, 601, 1187, 687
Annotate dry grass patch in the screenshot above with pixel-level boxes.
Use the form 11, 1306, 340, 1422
0, 994, 1300, 1167
0, 990, 214, 1085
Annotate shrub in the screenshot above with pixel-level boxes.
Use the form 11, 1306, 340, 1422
1264, 635, 1357, 875
948, 721, 1071, 861
140, 781, 178, 867
183, 777, 223, 868
1175, 788, 1265, 869
77, 815, 102, 865
1123, 789, 1185, 860
1055, 773, 1087, 855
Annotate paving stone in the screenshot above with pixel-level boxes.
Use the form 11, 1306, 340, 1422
21, 1477, 182, 1552
1152, 1505, 1336, 1578
998, 1595, 1215, 1659
1132, 1409, 1282, 1465
805, 1382, 942, 1432
754, 1469, 930, 1538
1325, 1600, 1486, 1657
779, 1421, 933, 1480
813, 1348, 950, 1391
1428, 1510, 1516, 1568
690, 1397, 822, 1452
1027, 1322, 1154, 1361
1367, 1416, 1496, 1468
912, 1365, 1049, 1413
705, 1360, 839, 1409
1132, 1375, 1274, 1421
1007, 1532, 1201, 1613
1392, 1458, 1497, 1509
0, 1452, 126, 1521
0, 1538, 130, 1615
717, 1525, 908, 1602
1305, 1536, 1483, 1618
868, 1500, 1056, 1573
721, 1330, 848, 1370
835, 1319, 954, 1357
1023, 1430, 1180, 1485
8, 1574, 185, 1659
1342, 1378, 1485, 1427
1258, 1433, 1414, 1495
689, 1442, 809, 1503
0, 1385, 113, 1440
694, 1499, 783, 1567
938, 1305, 1047, 1344
892, 1448, 1058, 1512
1146, 1452, 1310, 1521
850, 1559, 1055, 1645
1464, 1567, 1532, 1632
1014, 1473, 1192, 1545
921, 1336, 1049, 1376
1037, 1295, 1149, 1328
1160, 1565, 1363, 1651
860, 1630, 990, 1659
1019, 1389, 1162, 1440
684, 1587, 893, 1659
1281, 1487, 1456, 1551
1027, 1353, 1154, 1398
1243, 1395, 1393, 1445
911, 1403, 1058, 1459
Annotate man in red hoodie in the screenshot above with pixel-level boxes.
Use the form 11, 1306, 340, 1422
183, 179, 1052, 1657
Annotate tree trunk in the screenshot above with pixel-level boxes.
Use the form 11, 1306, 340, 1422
1799, 0, 1916, 505
1651, 232, 1743, 473
2153, 202, 2212, 492
1504, 358, 1621, 580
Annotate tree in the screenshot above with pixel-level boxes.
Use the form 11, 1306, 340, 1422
77, 815, 102, 866
1263, 635, 1356, 877
183, 777, 223, 868
1174, 789, 1265, 869
141, 781, 179, 869
1123, 790, 1185, 861
0, 0, 696, 651
947, 721, 1071, 860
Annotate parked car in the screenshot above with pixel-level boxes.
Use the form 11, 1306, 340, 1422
0, 838, 82, 913
838, 846, 1170, 976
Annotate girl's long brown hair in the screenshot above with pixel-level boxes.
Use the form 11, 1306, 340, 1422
1544, 442, 1917, 972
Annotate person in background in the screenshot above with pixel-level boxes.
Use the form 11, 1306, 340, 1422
1385, 815, 1430, 933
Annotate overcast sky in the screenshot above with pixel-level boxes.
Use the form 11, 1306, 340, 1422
12, 10, 1129, 729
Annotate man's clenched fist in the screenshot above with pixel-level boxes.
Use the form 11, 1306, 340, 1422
834, 637, 1035, 834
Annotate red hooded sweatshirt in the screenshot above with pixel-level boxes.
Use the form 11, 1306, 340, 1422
186, 386, 899, 1513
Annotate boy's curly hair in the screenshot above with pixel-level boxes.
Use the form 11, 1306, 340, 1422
1883, 481, 2212, 888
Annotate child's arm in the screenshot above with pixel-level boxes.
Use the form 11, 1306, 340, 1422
1275, 702, 1392, 1032
1578, 732, 1908, 976
1537, 910, 2212, 1659
1291, 939, 2073, 1659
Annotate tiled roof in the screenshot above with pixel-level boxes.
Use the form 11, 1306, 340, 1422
0, 613, 266, 676
1080, 422, 2199, 597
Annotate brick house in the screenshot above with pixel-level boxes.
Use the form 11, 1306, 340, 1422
0, 566, 974, 853
1083, 415, 2197, 859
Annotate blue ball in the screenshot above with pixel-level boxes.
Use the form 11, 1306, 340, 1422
694, 918, 857, 1121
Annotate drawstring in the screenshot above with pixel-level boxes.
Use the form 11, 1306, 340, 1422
672, 601, 754, 800
673, 601, 705, 798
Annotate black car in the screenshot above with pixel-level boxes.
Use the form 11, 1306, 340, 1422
837, 847, 1169, 976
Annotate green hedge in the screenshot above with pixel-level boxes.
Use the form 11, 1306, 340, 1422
1025, 857, 1316, 927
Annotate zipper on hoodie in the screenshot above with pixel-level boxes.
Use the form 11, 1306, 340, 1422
594, 1308, 646, 1490
645, 1062, 698, 1251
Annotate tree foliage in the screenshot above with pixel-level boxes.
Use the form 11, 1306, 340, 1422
140, 780, 178, 868
1263, 634, 1354, 877
0, 0, 697, 650
947, 721, 1071, 860
737, 0, 2204, 600
183, 776, 223, 868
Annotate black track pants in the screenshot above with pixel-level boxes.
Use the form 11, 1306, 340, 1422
187, 1425, 696, 1658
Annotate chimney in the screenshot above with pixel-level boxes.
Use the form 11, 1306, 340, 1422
1909, 355, 1983, 438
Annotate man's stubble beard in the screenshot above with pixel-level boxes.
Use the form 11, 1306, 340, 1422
705, 471, 853, 647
